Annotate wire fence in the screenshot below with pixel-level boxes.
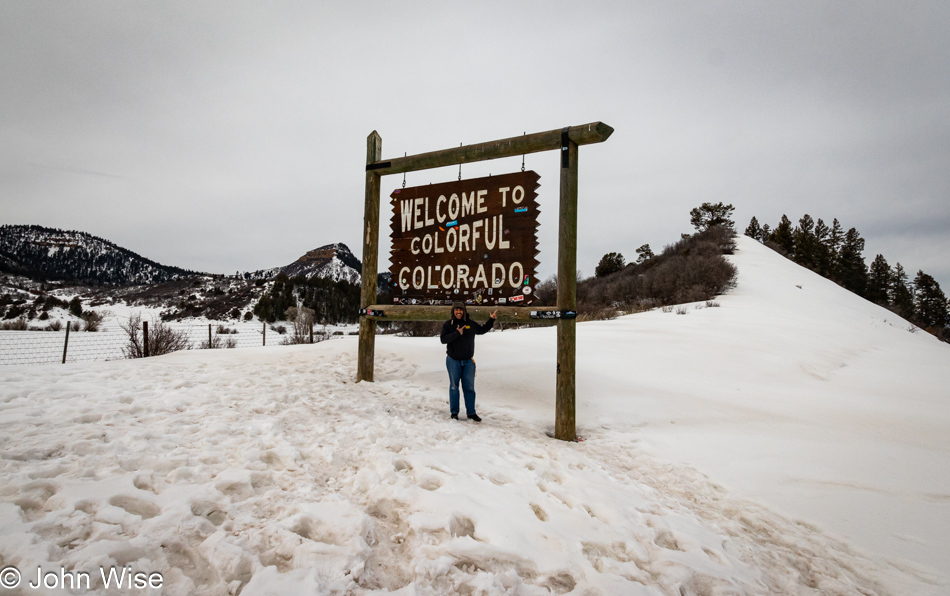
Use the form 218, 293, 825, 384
0, 322, 352, 367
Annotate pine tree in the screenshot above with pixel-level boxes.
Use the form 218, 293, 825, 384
891, 263, 915, 321
595, 252, 625, 277
792, 214, 819, 271
813, 218, 833, 277
825, 218, 844, 281
689, 202, 736, 232
770, 215, 795, 255
837, 228, 868, 296
633, 244, 653, 264
744, 216, 763, 241
913, 271, 949, 329
866, 254, 892, 305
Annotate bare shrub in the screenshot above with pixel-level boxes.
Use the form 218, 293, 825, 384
533, 275, 558, 306
70, 322, 81, 331
201, 335, 237, 349
634, 298, 657, 311
48, 319, 63, 331
1, 318, 29, 330
578, 226, 737, 313
375, 322, 399, 335
706, 300, 720, 308
645, 254, 735, 305
700, 224, 737, 254
121, 313, 192, 358
81, 311, 103, 331
283, 306, 317, 344
577, 307, 621, 322
397, 320, 443, 337
661, 306, 674, 313
675, 306, 688, 315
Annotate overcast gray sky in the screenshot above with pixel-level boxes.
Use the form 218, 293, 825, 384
1, 2, 948, 289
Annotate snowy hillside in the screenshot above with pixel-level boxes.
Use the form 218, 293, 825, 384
0, 225, 198, 285
0, 237, 947, 595
246, 243, 362, 285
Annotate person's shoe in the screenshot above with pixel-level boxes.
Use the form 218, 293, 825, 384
451, 413, 459, 420
467, 414, 482, 422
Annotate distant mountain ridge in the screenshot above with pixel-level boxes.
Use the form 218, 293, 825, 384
0, 224, 199, 286
0, 224, 376, 290
247, 243, 363, 285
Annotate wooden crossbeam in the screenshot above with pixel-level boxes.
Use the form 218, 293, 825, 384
366, 122, 613, 176
361, 305, 561, 325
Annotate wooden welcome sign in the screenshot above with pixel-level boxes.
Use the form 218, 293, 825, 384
389, 171, 540, 306
358, 122, 614, 441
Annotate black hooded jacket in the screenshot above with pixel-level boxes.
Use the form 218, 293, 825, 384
440, 313, 494, 361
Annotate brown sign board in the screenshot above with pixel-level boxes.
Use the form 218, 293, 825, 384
389, 171, 540, 306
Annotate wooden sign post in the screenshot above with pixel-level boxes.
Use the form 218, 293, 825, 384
358, 123, 613, 441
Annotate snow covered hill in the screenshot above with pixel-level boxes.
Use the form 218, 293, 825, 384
0, 224, 198, 285
246, 243, 363, 285
245, 242, 390, 293
0, 236, 947, 595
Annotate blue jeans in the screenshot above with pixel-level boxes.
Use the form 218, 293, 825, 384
446, 356, 476, 416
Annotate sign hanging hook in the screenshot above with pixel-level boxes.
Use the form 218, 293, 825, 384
458, 142, 463, 181
402, 153, 407, 188
521, 132, 526, 172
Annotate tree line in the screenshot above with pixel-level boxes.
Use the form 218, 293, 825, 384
252, 273, 361, 325
745, 214, 949, 339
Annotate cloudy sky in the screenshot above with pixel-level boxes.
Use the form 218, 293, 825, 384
1, 2, 948, 288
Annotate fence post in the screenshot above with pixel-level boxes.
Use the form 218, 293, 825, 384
143, 321, 149, 357
62, 323, 70, 364
208, 323, 212, 348
310, 322, 314, 344
262, 322, 266, 346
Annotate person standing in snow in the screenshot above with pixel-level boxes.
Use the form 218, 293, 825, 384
440, 302, 497, 421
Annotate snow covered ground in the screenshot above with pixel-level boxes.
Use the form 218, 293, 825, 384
0, 237, 947, 595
